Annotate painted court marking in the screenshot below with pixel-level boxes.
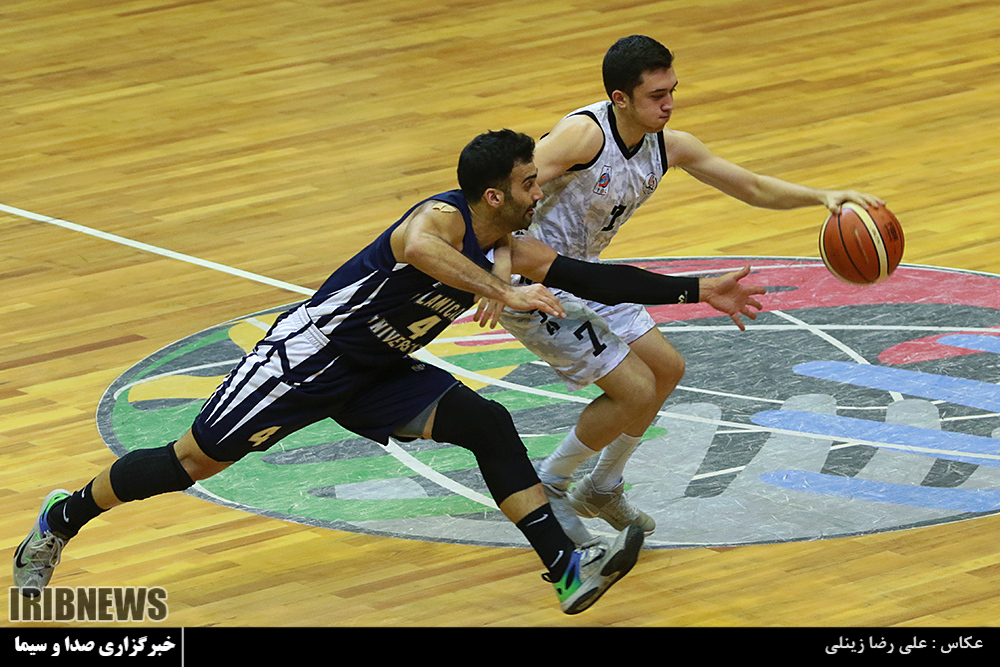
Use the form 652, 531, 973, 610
8, 201, 1000, 520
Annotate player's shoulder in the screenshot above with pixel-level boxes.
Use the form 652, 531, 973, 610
413, 190, 469, 220
547, 112, 604, 141
660, 128, 709, 166
424, 199, 461, 215
538, 113, 606, 173
393, 195, 469, 247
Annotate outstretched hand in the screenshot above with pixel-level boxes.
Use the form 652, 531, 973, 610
701, 265, 766, 331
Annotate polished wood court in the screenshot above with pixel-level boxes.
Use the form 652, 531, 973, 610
3, 0, 1000, 627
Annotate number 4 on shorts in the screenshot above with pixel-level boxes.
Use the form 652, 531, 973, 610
250, 426, 281, 447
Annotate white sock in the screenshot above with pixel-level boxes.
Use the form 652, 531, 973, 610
589, 433, 642, 491
539, 428, 599, 482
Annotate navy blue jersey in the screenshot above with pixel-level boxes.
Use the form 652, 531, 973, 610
303, 190, 491, 365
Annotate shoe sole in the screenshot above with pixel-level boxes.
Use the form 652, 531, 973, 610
563, 524, 644, 615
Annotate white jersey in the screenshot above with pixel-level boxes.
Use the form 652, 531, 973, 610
528, 100, 668, 262
502, 101, 666, 389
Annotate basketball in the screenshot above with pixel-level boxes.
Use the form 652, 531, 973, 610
819, 203, 904, 284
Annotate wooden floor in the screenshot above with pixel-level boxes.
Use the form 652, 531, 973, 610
3, 0, 1000, 628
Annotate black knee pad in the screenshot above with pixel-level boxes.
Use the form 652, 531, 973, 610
108, 442, 195, 503
431, 384, 539, 504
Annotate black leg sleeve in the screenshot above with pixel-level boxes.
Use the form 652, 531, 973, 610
430, 384, 540, 505
108, 443, 196, 503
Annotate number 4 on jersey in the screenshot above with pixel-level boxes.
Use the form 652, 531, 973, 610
407, 315, 442, 339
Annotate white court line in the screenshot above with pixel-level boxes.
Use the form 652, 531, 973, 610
772, 309, 905, 403
772, 309, 873, 366
0, 202, 313, 297
660, 324, 1000, 334
112, 359, 243, 400
435, 323, 1000, 346
4, 203, 499, 508
438, 324, 1000, 344
384, 439, 499, 510
422, 351, 1000, 465
437, 321, 1000, 410
9, 203, 994, 503
416, 348, 805, 436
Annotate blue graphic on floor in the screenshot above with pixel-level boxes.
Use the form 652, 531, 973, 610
753, 335, 1000, 512
760, 470, 1000, 513
794, 360, 1000, 413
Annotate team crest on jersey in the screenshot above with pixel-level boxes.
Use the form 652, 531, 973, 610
643, 172, 658, 194
593, 165, 612, 195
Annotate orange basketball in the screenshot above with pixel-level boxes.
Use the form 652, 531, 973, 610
819, 203, 904, 284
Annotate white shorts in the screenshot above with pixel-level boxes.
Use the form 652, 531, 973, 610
499, 291, 656, 391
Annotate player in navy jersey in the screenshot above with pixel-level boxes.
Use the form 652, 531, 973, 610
15, 129, 763, 615
496, 35, 885, 542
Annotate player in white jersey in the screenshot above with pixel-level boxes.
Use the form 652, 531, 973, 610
499, 35, 884, 542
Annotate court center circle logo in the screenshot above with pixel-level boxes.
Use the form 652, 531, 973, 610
98, 257, 1000, 549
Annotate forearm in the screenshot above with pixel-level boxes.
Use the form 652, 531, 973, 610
404, 234, 510, 301
744, 174, 825, 209
542, 255, 700, 306
682, 146, 823, 210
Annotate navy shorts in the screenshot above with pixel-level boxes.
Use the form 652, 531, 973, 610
191, 306, 457, 462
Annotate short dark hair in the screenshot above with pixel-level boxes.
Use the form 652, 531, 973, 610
457, 129, 536, 202
602, 35, 675, 99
